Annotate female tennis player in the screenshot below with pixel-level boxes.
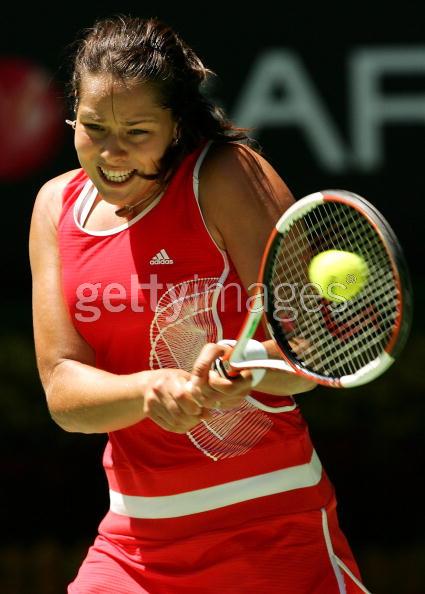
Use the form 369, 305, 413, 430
29, 15, 371, 593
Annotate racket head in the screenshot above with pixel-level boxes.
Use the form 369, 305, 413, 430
262, 190, 413, 387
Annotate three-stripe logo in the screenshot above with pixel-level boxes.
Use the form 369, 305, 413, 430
150, 249, 174, 265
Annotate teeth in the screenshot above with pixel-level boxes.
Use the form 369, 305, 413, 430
100, 167, 135, 183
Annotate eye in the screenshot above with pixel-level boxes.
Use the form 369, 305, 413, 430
82, 123, 104, 131
128, 128, 149, 136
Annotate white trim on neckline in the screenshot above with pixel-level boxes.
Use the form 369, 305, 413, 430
73, 179, 163, 237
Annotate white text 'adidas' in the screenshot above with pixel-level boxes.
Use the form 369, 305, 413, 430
150, 249, 174, 265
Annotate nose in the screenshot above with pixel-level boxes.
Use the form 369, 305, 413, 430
100, 133, 128, 162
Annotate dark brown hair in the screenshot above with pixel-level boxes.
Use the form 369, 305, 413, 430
70, 15, 252, 183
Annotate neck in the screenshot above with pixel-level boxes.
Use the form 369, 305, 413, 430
115, 182, 159, 217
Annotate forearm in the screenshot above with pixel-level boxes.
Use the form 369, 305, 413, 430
250, 368, 317, 395
45, 360, 146, 434
248, 339, 317, 396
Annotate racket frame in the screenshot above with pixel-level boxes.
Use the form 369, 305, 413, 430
219, 190, 412, 388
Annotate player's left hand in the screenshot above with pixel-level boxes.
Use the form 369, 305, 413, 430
187, 342, 253, 410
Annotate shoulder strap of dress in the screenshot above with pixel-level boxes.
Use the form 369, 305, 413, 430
193, 140, 214, 202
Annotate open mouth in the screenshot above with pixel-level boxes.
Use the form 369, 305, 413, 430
98, 166, 137, 184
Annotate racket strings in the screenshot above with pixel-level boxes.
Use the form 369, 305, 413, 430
149, 277, 274, 460
305, 207, 397, 374
269, 201, 400, 379
299, 206, 395, 373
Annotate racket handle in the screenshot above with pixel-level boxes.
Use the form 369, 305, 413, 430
214, 339, 268, 386
213, 357, 240, 379
213, 339, 241, 379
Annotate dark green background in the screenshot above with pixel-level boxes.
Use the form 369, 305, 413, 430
1, 2, 424, 592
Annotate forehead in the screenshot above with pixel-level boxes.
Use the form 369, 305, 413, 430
78, 74, 163, 121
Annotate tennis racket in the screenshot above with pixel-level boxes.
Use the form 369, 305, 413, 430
215, 189, 412, 388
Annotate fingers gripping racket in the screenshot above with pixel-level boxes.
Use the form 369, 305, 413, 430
215, 190, 412, 388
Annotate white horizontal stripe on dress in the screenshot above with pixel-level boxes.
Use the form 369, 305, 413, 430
109, 450, 322, 519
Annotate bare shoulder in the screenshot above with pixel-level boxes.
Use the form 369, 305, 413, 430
199, 143, 295, 249
32, 169, 81, 228
30, 169, 82, 268
201, 142, 293, 202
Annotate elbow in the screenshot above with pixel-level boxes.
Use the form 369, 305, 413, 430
48, 407, 98, 434
49, 410, 80, 433
291, 377, 318, 395
45, 388, 94, 434
47, 403, 80, 432
43, 360, 96, 434
302, 380, 318, 393
46, 398, 86, 433
44, 373, 76, 432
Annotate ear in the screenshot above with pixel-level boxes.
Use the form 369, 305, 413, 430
172, 120, 181, 144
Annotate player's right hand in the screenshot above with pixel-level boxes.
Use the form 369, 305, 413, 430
187, 342, 252, 410
140, 369, 209, 433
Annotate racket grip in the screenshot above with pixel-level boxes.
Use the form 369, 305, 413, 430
213, 357, 240, 379
214, 339, 268, 386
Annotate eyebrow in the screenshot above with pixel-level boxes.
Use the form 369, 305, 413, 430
79, 112, 159, 124
125, 117, 158, 125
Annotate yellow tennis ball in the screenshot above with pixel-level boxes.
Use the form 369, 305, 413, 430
308, 250, 368, 302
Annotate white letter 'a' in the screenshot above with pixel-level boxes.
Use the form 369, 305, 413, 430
231, 50, 347, 172
351, 47, 425, 170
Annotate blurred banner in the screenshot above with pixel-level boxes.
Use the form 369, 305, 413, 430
0, 57, 64, 180
0, 4, 423, 594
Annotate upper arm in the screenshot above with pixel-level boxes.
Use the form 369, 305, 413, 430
199, 143, 295, 291
29, 171, 95, 392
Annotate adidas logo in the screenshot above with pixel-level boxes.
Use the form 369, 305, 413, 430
150, 249, 174, 265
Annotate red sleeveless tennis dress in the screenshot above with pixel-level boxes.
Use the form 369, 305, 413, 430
58, 143, 367, 593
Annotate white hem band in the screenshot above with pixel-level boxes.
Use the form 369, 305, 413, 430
109, 450, 322, 519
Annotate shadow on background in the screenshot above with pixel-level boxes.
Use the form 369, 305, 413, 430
0, 2, 424, 592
